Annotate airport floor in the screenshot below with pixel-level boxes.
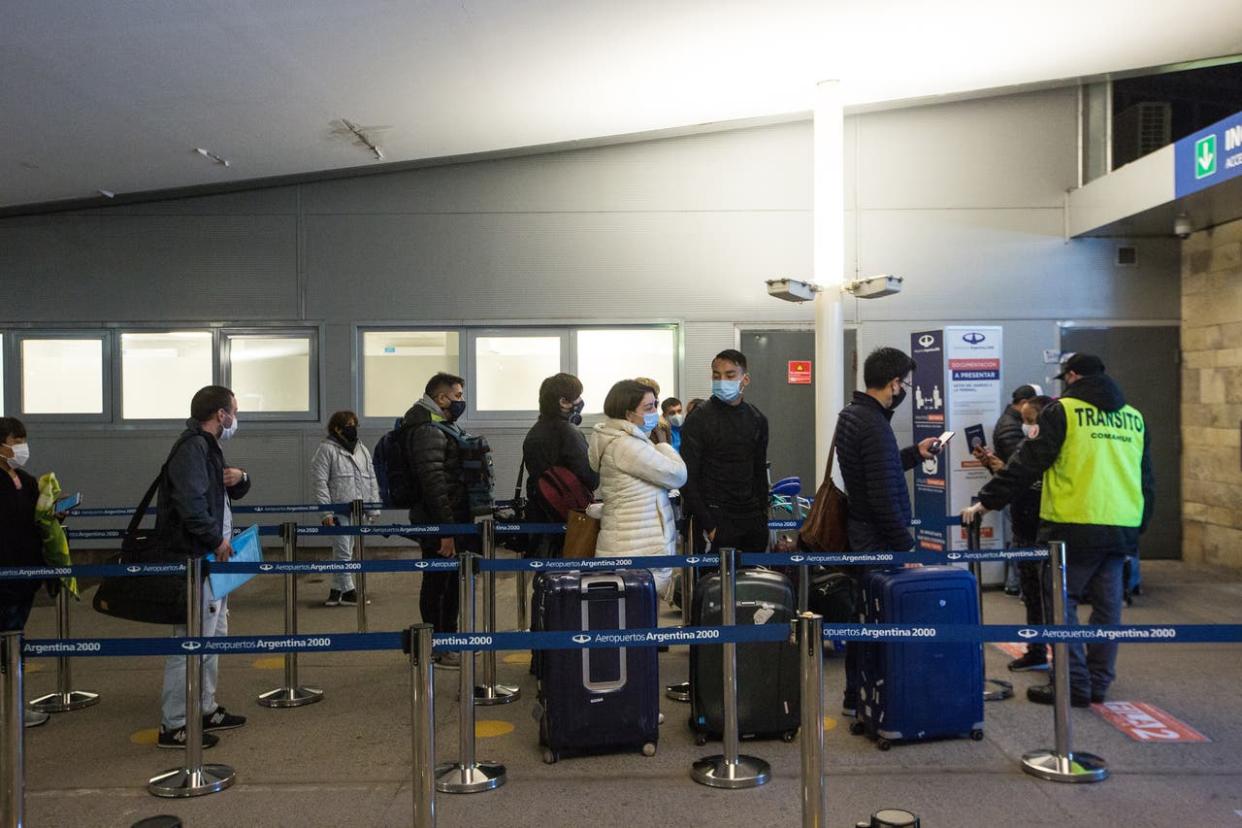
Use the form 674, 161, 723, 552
14, 558, 1242, 828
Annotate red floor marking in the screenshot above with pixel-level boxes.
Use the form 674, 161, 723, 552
990, 641, 1053, 663
1092, 701, 1210, 743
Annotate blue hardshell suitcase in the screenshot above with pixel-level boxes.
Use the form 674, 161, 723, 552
851, 566, 985, 749
533, 570, 660, 763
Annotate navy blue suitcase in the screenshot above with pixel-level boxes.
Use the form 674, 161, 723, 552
533, 570, 660, 763
850, 566, 985, 750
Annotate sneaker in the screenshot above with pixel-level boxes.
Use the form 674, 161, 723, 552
202, 706, 247, 732
158, 725, 219, 750
841, 693, 859, 719
324, 589, 343, 607
434, 651, 461, 669
1091, 690, 1107, 704
338, 590, 371, 607
1007, 651, 1050, 672
24, 708, 50, 728
1004, 586, 1021, 597
1026, 683, 1090, 708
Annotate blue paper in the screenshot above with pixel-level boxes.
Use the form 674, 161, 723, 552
208, 525, 260, 600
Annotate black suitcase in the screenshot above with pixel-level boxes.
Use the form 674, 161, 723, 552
690, 569, 800, 744
533, 570, 660, 763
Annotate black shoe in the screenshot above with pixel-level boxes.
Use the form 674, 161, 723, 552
338, 590, 370, 606
324, 589, 343, 607
158, 725, 219, 750
1007, 651, 1050, 672
1004, 586, 1021, 597
1026, 683, 1090, 708
841, 693, 859, 718
203, 706, 247, 732
1091, 690, 1107, 704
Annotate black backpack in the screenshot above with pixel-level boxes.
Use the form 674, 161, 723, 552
373, 417, 417, 508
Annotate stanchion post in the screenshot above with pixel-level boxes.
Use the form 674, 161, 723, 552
793, 499, 809, 614
667, 517, 694, 703
516, 569, 529, 632
474, 516, 519, 705
797, 612, 827, 828
691, 546, 770, 789
30, 584, 101, 713
149, 556, 236, 798
258, 522, 323, 708
435, 551, 505, 793
409, 624, 436, 828
1, 631, 25, 828
352, 499, 368, 633
1021, 540, 1108, 783
967, 521, 1012, 702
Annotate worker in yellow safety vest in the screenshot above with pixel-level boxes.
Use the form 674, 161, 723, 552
963, 353, 1154, 709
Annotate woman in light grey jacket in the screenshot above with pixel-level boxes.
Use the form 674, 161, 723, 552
310, 410, 380, 606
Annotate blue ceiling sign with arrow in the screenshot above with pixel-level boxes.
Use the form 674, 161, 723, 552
1175, 110, 1242, 199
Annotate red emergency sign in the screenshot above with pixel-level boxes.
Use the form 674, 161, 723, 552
788, 360, 812, 384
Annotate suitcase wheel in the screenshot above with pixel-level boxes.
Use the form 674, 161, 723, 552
849, 721, 865, 736
642, 742, 657, 757
781, 729, 798, 743
876, 739, 892, 752
970, 729, 984, 742
694, 733, 709, 747
541, 749, 559, 765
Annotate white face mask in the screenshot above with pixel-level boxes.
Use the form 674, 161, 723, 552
1021, 423, 1039, 439
220, 412, 239, 441
668, 414, 685, 428
3, 443, 30, 469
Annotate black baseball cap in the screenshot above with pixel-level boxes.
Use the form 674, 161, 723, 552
1055, 353, 1105, 380
1011, 385, 1039, 404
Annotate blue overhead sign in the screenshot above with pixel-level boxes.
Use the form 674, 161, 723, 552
1175, 110, 1242, 198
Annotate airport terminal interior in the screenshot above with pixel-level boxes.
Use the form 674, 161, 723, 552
3, 2, 1242, 826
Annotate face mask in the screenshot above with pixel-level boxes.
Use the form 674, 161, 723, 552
890, 385, 908, 411
340, 425, 359, 444
1021, 423, 1040, 439
446, 399, 467, 422
640, 411, 660, 434
712, 379, 742, 403
668, 414, 685, 428
563, 399, 585, 426
220, 413, 239, 441
3, 443, 30, 469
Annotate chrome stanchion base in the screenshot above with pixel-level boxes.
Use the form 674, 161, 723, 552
257, 685, 324, 709
473, 684, 520, 706
691, 755, 771, 789
1021, 750, 1109, 783
984, 678, 1014, 702
30, 689, 100, 713
665, 681, 690, 703
148, 764, 236, 798
434, 761, 506, 793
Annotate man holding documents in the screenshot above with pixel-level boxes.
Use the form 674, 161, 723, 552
154, 385, 252, 750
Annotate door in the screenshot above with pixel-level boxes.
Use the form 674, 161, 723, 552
740, 328, 857, 495
1058, 326, 1180, 559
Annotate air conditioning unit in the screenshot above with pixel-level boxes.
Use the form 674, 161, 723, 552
1113, 102, 1172, 167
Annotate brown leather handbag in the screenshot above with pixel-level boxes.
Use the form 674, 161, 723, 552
798, 441, 851, 552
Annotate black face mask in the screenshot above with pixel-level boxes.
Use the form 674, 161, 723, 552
563, 399, 585, 426
446, 399, 467, 422
341, 425, 358, 444
890, 386, 908, 410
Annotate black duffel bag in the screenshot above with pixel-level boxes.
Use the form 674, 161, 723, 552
807, 568, 857, 623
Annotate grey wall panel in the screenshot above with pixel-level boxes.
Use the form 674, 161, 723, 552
0, 214, 299, 322
682, 322, 739, 400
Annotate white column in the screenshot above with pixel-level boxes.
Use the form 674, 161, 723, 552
813, 80, 845, 487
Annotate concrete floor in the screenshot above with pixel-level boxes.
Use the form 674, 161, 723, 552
12, 558, 1242, 827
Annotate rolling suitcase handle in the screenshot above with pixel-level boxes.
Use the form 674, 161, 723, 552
580, 574, 627, 694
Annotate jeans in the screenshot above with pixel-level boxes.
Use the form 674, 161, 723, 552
329, 514, 356, 593
1044, 547, 1124, 698
161, 580, 226, 729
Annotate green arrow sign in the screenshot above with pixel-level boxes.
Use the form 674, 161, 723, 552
1195, 134, 1217, 179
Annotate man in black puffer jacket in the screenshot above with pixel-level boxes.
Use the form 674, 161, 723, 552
402, 372, 480, 658
834, 347, 938, 717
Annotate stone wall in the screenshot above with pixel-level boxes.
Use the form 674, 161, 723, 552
1182, 218, 1242, 568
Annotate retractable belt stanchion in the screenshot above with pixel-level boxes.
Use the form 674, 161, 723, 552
794, 499, 809, 614
258, 522, 323, 708
1021, 540, 1108, 783
797, 612, 827, 828
474, 516, 518, 705
692, 546, 770, 789
352, 499, 369, 633
967, 521, 1013, 702
149, 556, 236, 798
666, 517, 694, 703
435, 550, 505, 794
30, 583, 100, 713
1, 631, 25, 828
407, 623, 436, 828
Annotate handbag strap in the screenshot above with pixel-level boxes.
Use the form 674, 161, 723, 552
126, 431, 211, 539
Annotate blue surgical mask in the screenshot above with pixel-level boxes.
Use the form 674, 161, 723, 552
712, 379, 742, 402
640, 411, 660, 434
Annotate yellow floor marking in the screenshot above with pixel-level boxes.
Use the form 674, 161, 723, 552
252, 656, 285, 670
502, 653, 532, 665
130, 728, 159, 745
824, 716, 837, 732
475, 720, 515, 738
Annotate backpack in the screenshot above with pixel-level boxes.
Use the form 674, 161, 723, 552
442, 427, 494, 517
373, 417, 416, 508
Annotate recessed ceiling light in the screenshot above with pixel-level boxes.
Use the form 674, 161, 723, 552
194, 147, 231, 167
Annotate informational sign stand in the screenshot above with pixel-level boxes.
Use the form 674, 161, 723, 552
910, 327, 1005, 578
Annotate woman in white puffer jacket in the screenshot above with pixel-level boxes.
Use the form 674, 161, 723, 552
588, 380, 687, 599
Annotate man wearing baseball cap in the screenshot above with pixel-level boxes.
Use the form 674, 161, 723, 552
963, 353, 1154, 707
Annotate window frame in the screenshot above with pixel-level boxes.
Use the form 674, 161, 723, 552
466, 327, 571, 422
354, 326, 465, 426
571, 324, 681, 418
11, 330, 113, 423
117, 328, 218, 423
220, 327, 320, 422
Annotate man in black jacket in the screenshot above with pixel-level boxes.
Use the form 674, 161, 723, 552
156, 385, 251, 750
681, 350, 770, 554
834, 347, 938, 716
993, 384, 1041, 596
403, 372, 482, 659
964, 354, 1154, 707
521, 373, 598, 556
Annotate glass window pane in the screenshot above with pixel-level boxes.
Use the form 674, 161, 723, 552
22, 338, 104, 414
363, 331, 460, 418
229, 336, 311, 413
121, 332, 213, 419
576, 329, 677, 414
475, 336, 561, 412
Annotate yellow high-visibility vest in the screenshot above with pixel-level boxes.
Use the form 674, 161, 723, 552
1040, 397, 1145, 527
